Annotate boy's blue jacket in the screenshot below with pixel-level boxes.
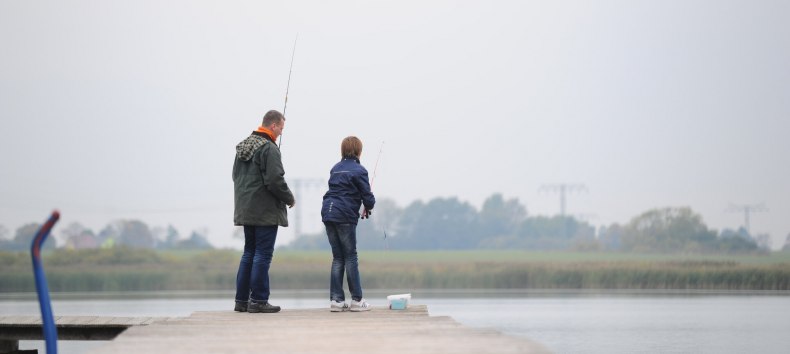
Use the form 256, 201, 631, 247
321, 156, 376, 224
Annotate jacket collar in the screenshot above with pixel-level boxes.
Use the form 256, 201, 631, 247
253, 130, 275, 142
342, 156, 360, 163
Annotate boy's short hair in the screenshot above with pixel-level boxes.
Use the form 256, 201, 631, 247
341, 136, 363, 158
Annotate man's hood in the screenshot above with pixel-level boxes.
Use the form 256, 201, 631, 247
236, 134, 267, 161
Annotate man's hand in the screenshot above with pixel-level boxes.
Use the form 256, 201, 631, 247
360, 208, 372, 219
288, 200, 296, 209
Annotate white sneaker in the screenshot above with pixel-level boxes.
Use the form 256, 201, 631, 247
330, 300, 349, 312
350, 298, 371, 312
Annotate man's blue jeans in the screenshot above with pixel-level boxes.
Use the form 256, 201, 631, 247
235, 225, 277, 303
325, 222, 363, 302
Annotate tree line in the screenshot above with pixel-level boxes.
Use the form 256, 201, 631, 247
288, 194, 787, 253
2, 193, 788, 253
0, 220, 213, 252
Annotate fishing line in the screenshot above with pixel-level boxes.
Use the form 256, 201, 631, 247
368, 141, 389, 249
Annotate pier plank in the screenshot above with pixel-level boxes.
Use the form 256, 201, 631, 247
89, 305, 549, 354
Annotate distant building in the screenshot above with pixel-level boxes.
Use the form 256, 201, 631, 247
65, 231, 98, 249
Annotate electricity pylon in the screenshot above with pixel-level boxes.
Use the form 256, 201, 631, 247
540, 183, 588, 239
289, 178, 324, 237
540, 183, 588, 217
726, 203, 768, 235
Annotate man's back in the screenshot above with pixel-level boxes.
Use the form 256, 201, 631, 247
233, 131, 293, 227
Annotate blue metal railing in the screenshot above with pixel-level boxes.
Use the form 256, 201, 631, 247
31, 210, 60, 354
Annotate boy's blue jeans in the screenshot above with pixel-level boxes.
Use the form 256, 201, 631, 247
235, 225, 278, 303
324, 222, 362, 302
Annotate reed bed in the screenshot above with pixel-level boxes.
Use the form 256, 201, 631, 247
1, 249, 788, 292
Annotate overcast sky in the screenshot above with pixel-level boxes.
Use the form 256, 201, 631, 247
1, 0, 788, 249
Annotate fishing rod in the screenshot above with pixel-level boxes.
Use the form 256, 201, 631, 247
279, 34, 298, 148
370, 141, 384, 189
361, 141, 389, 248
361, 141, 384, 218
372, 142, 390, 249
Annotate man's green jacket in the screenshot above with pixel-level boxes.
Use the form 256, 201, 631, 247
233, 131, 295, 227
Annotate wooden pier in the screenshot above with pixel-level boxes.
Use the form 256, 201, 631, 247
0, 315, 165, 353
2, 305, 550, 353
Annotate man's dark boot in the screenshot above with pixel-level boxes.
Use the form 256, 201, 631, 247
247, 300, 281, 313
234, 301, 248, 312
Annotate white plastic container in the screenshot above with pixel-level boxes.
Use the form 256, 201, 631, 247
387, 293, 411, 310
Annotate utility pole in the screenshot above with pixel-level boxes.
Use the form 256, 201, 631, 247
726, 203, 768, 235
540, 183, 588, 217
289, 178, 324, 238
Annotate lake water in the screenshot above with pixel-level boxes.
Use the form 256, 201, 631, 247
2, 290, 789, 353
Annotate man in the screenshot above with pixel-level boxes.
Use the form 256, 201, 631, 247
233, 110, 295, 313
